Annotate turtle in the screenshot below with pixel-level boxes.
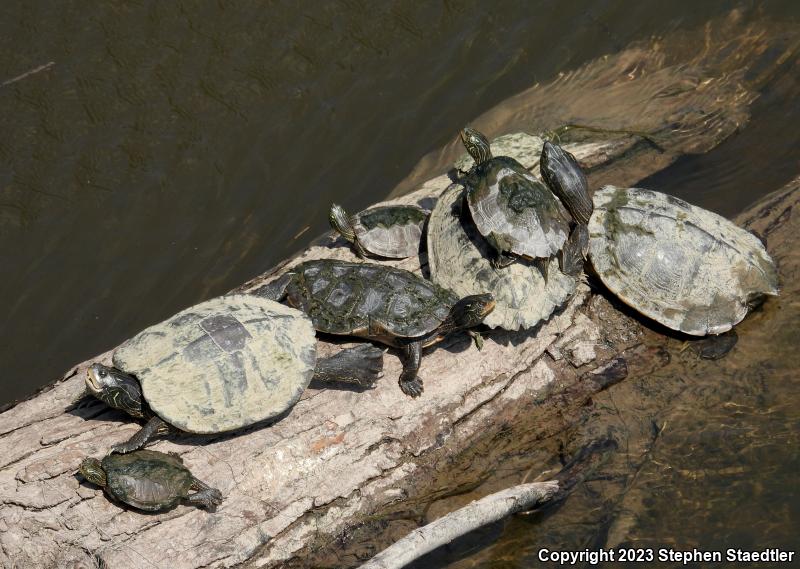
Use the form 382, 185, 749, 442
539, 140, 595, 275
587, 185, 780, 336
84, 294, 384, 453
79, 449, 222, 512
329, 203, 428, 259
539, 140, 593, 226
256, 259, 495, 397
427, 183, 576, 330
458, 127, 571, 271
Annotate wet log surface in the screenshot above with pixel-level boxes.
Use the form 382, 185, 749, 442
0, 35, 796, 569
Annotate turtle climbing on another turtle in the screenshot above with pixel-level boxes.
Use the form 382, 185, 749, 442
84, 294, 384, 453
329, 203, 428, 259
539, 140, 594, 276
458, 127, 571, 273
427, 183, 576, 331
257, 259, 495, 398
79, 450, 222, 512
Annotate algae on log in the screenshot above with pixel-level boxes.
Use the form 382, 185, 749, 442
0, 44, 793, 569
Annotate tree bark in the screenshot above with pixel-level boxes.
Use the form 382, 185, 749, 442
0, 27, 794, 568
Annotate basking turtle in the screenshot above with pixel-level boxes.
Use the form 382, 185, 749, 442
79, 450, 222, 512
454, 132, 544, 173
459, 127, 571, 269
329, 203, 428, 259
258, 260, 495, 397
588, 186, 779, 335
427, 183, 576, 330
539, 140, 594, 275
540, 141, 593, 226
84, 295, 383, 453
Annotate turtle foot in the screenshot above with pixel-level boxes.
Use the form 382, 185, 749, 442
399, 377, 424, 398
110, 441, 142, 455
190, 487, 223, 510
469, 330, 485, 351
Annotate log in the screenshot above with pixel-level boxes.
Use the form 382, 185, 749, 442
0, 24, 792, 568
356, 481, 560, 569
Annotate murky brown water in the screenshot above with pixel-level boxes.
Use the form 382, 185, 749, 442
2, 1, 800, 566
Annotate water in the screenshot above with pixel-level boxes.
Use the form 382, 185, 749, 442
2, 1, 799, 566
3, 0, 789, 405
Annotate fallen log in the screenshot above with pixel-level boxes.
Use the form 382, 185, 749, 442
0, 24, 792, 568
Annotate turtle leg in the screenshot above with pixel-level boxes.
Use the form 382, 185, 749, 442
313, 344, 385, 388
489, 250, 516, 269
110, 416, 168, 454
468, 330, 485, 351
186, 477, 223, 510
533, 257, 550, 282
398, 341, 424, 398
252, 272, 294, 302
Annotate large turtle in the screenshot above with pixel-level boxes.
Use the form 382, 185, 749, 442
588, 185, 779, 335
258, 260, 495, 397
459, 127, 571, 270
329, 203, 428, 259
84, 294, 383, 453
79, 449, 222, 512
427, 183, 576, 330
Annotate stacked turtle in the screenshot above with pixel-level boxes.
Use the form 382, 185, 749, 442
425, 129, 590, 331
323, 126, 778, 348
77, 126, 779, 513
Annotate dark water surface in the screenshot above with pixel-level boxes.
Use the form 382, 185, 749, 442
2, 1, 800, 567
3, 0, 793, 404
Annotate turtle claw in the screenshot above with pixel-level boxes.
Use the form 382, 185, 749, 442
399, 377, 424, 398
469, 330, 485, 351
190, 487, 223, 510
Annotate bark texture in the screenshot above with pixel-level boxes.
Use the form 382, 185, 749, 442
0, 26, 793, 568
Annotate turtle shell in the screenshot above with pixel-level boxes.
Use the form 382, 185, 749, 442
102, 450, 193, 511
428, 184, 576, 330
464, 156, 571, 259
113, 295, 317, 434
353, 205, 428, 258
588, 186, 779, 335
283, 259, 457, 340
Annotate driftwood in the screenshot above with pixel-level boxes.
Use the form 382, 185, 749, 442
357, 481, 559, 569
0, 25, 793, 568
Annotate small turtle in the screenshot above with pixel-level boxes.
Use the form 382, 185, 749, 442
329, 203, 428, 259
427, 183, 576, 330
84, 295, 383, 453
459, 127, 571, 269
258, 259, 495, 397
540, 141, 593, 226
539, 140, 594, 275
588, 186, 779, 335
79, 450, 222, 512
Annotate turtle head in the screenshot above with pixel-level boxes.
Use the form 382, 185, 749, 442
329, 203, 356, 243
79, 457, 107, 488
443, 293, 496, 331
85, 363, 146, 418
460, 127, 492, 166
